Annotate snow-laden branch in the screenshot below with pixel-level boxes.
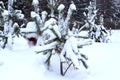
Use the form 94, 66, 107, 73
35, 41, 58, 53
65, 3, 76, 27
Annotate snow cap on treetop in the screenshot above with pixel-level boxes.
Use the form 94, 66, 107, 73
70, 3, 76, 11
32, 0, 39, 6
16, 13, 24, 19
57, 4, 65, 12
41, 11, 48, 16
31, 11, 39, 18
0, 1, 5, 9
31, 11, 36, 18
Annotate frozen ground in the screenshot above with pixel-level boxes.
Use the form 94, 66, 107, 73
0, 30, 120, 80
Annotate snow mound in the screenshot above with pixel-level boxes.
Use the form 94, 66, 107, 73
12, 36, 29, 50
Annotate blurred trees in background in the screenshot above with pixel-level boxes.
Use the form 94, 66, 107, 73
2, 0, 120, 29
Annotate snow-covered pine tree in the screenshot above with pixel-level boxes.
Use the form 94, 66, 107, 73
86, 1, 99, 41
35, 2, 88, 76
95, 15, 109, 42
81, 1, 108, 42
0, 0, 24, 49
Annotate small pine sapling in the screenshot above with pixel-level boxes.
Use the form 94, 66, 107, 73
84, 1, 109, 43
35, 2, 89, 76
0, 0, 24, 49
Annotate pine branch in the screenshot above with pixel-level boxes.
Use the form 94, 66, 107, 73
2, 37, 8, 49
76, 36, 89, 39
35, 41, 58, 54
60, 62, 63, 75
21, 31, 37, 35
79, 59, 88, 69
81, 54, 88, 60
35, 49, 53, 54
45, 52, 52, 69
60, 61, 73, 76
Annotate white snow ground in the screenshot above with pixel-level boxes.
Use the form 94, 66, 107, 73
0, 30, 120, 80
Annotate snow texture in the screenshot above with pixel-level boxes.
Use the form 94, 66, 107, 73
0, 30, 120, 80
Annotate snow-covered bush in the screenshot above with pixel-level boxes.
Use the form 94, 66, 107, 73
35, 2, 89, 76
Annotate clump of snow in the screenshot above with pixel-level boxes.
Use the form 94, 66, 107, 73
20, 21, 38, 38
69, 3, 76, 11
14, 10, 24, 19
21, 22, 37, 32
41, 11, 48, 22
13, 22, 19, 30
57, 4, 65, 12
32, 0, 39, 6
16, 13, 24, 19
42, 18, 57, 30
2, 10, 8, 16
31, 11, 40, 19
